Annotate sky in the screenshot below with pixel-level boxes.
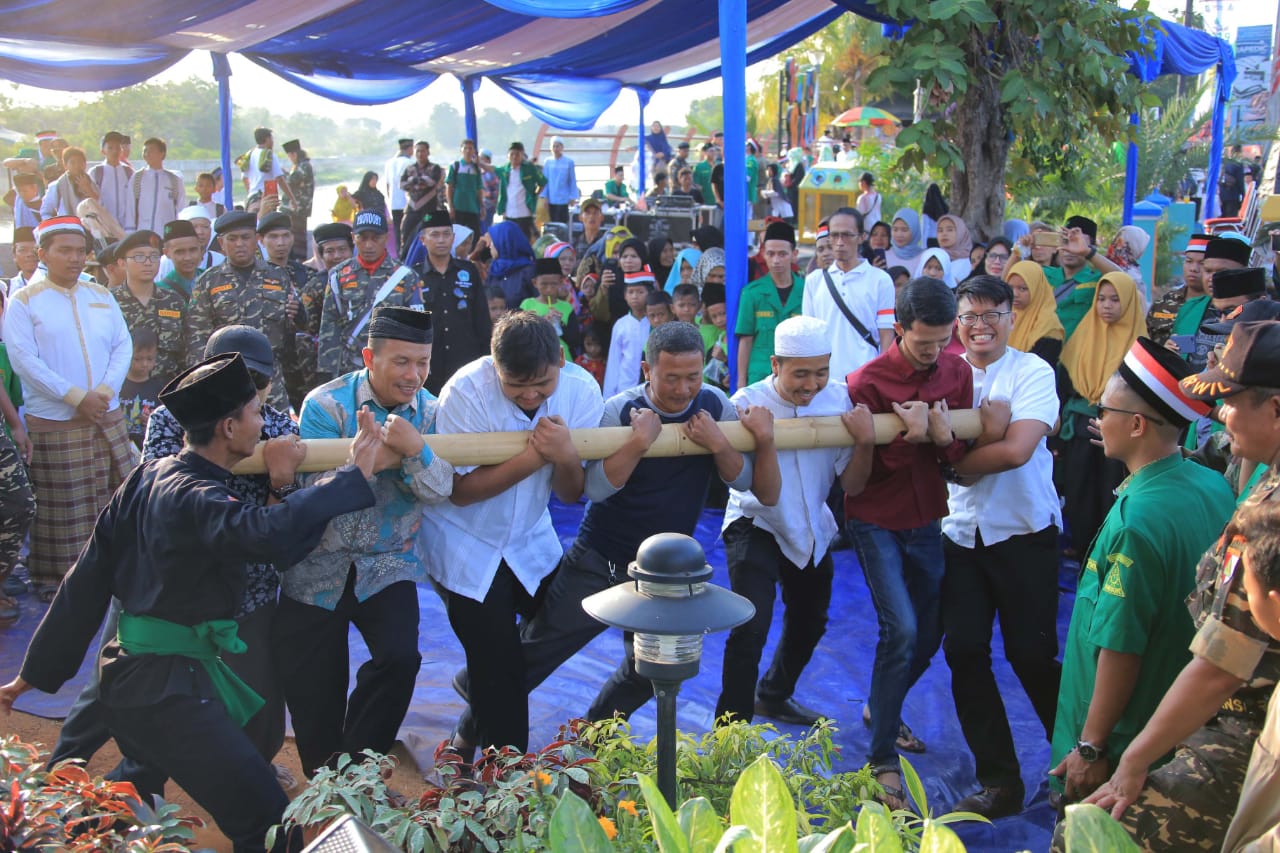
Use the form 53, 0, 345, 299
2, 0, 1275, 130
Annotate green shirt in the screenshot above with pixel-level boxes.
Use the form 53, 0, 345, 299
693, 161, 715, 207
1044, 265, 1102, 342
746, 156, 759, 203
446, 160, 483, 215
734, 272, 805, 384
519, 297, 574, 360
1051, 453, 1236, 786
0, 344, 21, 441
700, 320, 720, 356
604, 180, 630, 200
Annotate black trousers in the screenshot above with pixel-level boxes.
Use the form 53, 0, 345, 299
942, 526, 1062, 788
548, 203, 570, 225
716, 519, 834, 722
391, 208, 405, 248
399, 204, 431, 256
51, 599, 284, 791
453, 210, 480, 234
273, 570, 421, 776
445, 562, 544, 752
105, 694, 299, 853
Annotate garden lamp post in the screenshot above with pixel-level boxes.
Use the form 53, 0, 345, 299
582, 532, 754, 808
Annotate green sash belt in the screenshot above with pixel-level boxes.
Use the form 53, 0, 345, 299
117, 612, 264, 727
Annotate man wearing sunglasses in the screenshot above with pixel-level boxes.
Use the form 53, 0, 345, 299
1047, 338, 1233, 818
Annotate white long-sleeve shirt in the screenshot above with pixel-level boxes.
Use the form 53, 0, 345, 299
384, 153, 412, 211
601, 312, 650, 398
129, 167, 184, 232
89, 161, 134, 226
3, 275, 132, 420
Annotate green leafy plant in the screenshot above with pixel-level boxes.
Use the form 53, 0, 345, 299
1062, 803, 1142, 852
0, 735, 201, 852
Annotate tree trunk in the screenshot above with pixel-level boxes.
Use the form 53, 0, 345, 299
950, 68, 1009, 241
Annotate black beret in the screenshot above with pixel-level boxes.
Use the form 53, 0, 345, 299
215, 210, 257, 235
313, 222, 354, 246
159, 353, 259, 431
117, 230, 161, 256
256, 212, 292, 234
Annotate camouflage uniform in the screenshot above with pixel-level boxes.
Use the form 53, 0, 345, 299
316, 255, 423, 381
1145, 283, 1189, 346
186, 257, 301, 412
1115, 468, 1280, 851
287, 155, 315, 261
0, 430, 36, 591
111, 284, 188, 383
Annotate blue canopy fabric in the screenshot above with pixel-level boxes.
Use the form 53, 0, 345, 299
481, 0, 650, 16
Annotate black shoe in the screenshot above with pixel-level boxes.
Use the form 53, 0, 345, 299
954, 784, 1025, 819
753, 697, 826, 726
451, 669, 469, 702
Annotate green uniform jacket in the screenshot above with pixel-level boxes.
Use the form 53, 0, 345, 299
187, 257, 300, 412
693, 160, 715, 207
494, 161, 546, 218
317, 255, 424, 379
112, 283, 188, 384
1051, 453, 1236, 787
734, 272, 804, 384
1044, 265, 1101, 342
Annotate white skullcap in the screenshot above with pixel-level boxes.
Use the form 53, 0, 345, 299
774, 316, 832, 358
178, 205, 210, 223
451, 223, 474, 254
551, 135, 564, 147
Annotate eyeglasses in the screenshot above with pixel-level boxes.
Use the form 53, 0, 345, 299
957, 310, 1011, 327
1096, 404, 1164, 425
126, 253, 162, 264
985, 252, 1010, 262
827, 231, 859, 242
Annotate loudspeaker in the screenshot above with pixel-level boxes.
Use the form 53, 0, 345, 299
301, 814, 401, 852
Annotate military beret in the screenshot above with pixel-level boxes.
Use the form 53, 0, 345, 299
215, 210, 257, 235
313, 222, 354, 246
117, 230, 162, 256
256, 212, 292, 235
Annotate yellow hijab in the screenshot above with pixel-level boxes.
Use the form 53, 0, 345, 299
1005, 261, 1064, 353
1060, 271, 1147, 404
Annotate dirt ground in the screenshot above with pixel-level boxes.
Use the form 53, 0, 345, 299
8, 710, 431, 852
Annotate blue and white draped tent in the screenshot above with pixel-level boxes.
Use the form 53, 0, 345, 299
0, 0, 1234, 384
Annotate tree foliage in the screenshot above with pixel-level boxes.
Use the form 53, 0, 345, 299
867, 0, 1160, 237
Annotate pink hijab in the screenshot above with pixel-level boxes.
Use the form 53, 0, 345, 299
938, 214, 973, 263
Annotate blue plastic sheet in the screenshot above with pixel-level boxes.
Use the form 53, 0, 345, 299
2, 497, 1067, 852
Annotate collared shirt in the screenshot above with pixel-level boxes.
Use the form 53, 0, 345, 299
801, 261, 895, 384
419, 357, 604, 602
725, 377, 851, 567
289, 369, 453, 610
111, 283, 188, 383
317, 255, 424, 378
735, 272, 805, 384
89, 161, 134, 225
601, 312, 650, 398
420, 257, 492, 395
129, 167, 185, 232
244, 146, 285, 196
13, 197, 40, 230
3, 274, 132, 420
845, 344, 973, 531
541, 156, 579, 205
943, 347, 1061, 548
401, 160, 444, 210
384, 152, 413, 210
287, 156, 315, 216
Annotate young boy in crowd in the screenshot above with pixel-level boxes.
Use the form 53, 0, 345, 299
700, 280, 729, 390
575, 326, 606, 388
118, 327, 165, 450
672, 283, 701, 325
519, 258, 581, 359
488, 285, 510, 327
645, 290, 674, 329
602, 270, 655, 397
1221, 501, 1280, 851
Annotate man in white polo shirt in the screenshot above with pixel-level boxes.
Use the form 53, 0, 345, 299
941, 274, 1062, 818
2, 216, 136, 598
800, 206, 896, 383
419, 311, 604, 753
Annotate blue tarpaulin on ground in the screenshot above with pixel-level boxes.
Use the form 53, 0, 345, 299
2, 498, 1069, 852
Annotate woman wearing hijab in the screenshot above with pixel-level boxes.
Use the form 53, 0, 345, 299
977, 236, 1013, 280
1005, 260, 1065, 365
762, 162, 794, 223
1002, 219, 1031, 252
1054, 271, 1146, 557
1105, 225, 1150, 294
785, 148, 807, 215
936, 214, 974, 281
692, 246, 726, 294
918, 247, 957, 289
665, 246, 702, 294
351, 171, 385, 215
484, 220, 537, 308
920, 184, 948, 243
590, 236, 649, 329
884, 208, 925, 276
648, 236, 675, 284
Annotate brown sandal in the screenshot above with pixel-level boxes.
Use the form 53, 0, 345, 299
872, 764, 908, 811
862, 705, 927, 753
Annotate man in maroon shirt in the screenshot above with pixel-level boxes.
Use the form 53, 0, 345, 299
844, 277, 974, 809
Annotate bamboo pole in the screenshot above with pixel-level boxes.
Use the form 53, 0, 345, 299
232, 410, 983, 475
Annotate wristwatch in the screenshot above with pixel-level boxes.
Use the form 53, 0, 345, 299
1076, 740, 1107, 763
1085, 246, 1097, 260
270, 483, 301, 501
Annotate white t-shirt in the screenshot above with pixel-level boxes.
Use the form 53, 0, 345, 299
724, 377, 852, 567
384, 153, 412, 210
942, 346, 1062, 548
856, 189, 882, 232
505, 167, 530, 219
800, 261, 896, 384
245, 146, 286, 196
418, 357, 604, 602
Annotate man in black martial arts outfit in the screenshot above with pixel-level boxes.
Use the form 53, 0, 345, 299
0, 352, 381, 853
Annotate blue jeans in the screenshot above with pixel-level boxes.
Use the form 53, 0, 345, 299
847, 518, 945, 768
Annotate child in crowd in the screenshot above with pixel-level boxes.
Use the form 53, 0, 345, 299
520, 258, 581, 360
672, 283, 701, 325
487, 285, 510, 326
118, 327, 165, 450
887, 265, 911, 294
699, 280, 729, 390
601, 269, 655, 396
574, 326, 607, 388
645, 289, 674, 329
